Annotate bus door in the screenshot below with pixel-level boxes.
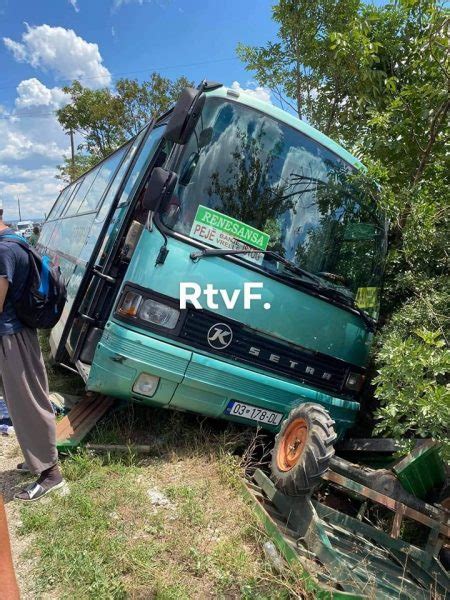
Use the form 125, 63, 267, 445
61, 123, 168, 374
44, 144, 133, 359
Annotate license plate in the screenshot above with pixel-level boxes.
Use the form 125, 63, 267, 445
225, 401, 283, 426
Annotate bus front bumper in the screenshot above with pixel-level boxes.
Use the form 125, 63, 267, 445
87, 321, 359, 434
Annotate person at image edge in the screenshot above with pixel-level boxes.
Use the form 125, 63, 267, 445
0, 208, 64, 501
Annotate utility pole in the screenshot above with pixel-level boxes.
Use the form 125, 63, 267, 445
17, 196, 22, 221
69, 129, 75, 182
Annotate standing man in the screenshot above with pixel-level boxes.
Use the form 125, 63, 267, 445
28, 225, 40, 247
0, 209, 64, 501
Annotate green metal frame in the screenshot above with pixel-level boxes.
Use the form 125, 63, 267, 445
243, 469, 449, 599
392, 440, 446, 499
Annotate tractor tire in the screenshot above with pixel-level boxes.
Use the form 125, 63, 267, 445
271, 403, 337, 496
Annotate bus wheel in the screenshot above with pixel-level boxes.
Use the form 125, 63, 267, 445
271, 403, 337, 496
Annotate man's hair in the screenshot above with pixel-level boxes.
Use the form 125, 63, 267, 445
0, 208, 3, 220
33, 226, 40, 234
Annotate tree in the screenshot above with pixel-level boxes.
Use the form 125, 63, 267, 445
238, 0, 449, 451
237, 0, 360, 136
56, 72, 193, 179
57, 80, 125, 159
115, 73, 193, 137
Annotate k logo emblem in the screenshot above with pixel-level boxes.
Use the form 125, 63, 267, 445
207, 323, 233, 350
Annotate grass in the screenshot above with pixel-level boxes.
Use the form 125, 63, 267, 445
18, 451, 293, 598
18, 399, 304, 599
20, 333, 306, 598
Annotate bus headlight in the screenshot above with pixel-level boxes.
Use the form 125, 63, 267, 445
138, 298, 180, 329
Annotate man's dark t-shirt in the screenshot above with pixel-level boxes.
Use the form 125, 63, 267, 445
0, 229, 30, 336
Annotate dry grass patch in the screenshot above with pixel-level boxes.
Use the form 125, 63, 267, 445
17, 405, 301, 599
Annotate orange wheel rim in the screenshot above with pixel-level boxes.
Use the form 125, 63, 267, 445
277, 417, 308, 472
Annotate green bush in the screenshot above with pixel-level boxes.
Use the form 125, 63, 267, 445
373, 291, 450, 457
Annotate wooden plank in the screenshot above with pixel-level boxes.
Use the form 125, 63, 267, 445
56, 395, 110, 440
391, 504, 405, 539
56, 398, 108, 441
56, 395, 113, 448
61, 397, 113, 446
55, 397, 96, 440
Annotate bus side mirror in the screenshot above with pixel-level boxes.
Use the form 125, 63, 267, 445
142, 168, 178, 212
164, 87, 205, 145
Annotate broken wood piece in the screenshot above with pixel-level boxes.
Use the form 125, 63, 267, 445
56, 395, 114, 450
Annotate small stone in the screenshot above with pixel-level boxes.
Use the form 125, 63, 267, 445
263, 541, 285, 572
147, 488, 172, 507
58, 482, 71, 497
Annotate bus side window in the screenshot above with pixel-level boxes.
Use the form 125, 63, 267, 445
65, 168, 100, 216
47, 186, 71, 221
59, 177, 85, 217
80, 146, 129, 216
95, 144, 132, 224
92, 126, 166, 263
117, 125, 167, 209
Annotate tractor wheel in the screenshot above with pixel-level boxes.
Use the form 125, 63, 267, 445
271, 403, 337, 496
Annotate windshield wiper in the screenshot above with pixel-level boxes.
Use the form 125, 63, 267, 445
313, 283, 376, 331
190, 247, 376, 331
190, 247, 324, 287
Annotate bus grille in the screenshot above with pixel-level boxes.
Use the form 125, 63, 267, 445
178, 310, 358, 396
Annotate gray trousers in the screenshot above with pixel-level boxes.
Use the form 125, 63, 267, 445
0, 328, 57, 474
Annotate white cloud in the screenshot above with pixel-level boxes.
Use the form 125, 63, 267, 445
3, 24, 111, 88
0, 127, 67, 161
0, 79, 69, 219
3, 38, 27, 61
230, 81, 272, 104
69, 0, 80, 12
0, 166, 65, 220
15, 78, 70, 111
1, 183, 29, 196
0, 79, 70, 164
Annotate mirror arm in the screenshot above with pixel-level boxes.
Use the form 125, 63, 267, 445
146, 210, 154, 232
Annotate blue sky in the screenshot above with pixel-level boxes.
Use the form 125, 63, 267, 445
0, 0, 277, 220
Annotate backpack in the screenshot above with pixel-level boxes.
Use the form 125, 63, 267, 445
1, 234, 67, 329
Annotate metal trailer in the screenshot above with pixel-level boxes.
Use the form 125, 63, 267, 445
244, 441, 449, 599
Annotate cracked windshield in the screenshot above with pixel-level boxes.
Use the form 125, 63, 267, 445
161, 97, 386, 317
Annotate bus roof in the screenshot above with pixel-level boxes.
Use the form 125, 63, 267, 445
204, 86, 363, 170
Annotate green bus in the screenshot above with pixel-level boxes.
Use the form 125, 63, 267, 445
39, 82, 387, 493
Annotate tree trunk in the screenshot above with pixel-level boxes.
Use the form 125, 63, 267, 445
412, 98, 449, 186
296, 58, 302, 119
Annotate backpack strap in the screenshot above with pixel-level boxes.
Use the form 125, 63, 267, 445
0, 234, 30, 251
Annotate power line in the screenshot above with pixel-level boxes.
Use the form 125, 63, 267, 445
0, 55, 241, 120
0, 56, 239, 92
0, 111, 57, 120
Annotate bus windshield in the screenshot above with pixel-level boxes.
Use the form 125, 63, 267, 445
160, 97, 387, 318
